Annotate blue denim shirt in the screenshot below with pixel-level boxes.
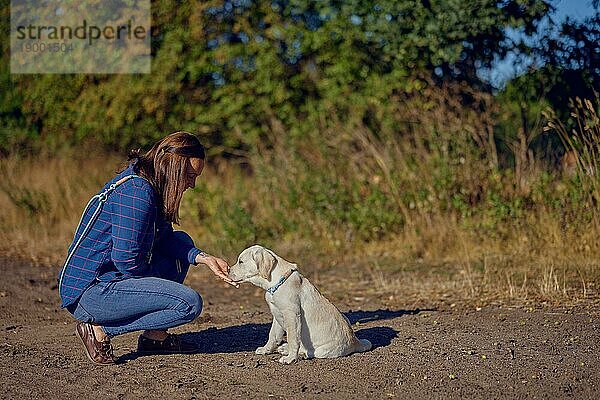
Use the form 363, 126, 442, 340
58, 163, 202, 308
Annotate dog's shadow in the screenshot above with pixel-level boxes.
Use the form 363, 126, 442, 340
344, 308, 426, 324
182, 324, 271, 354
345, 308, 431, 348
117, 308, 429, 363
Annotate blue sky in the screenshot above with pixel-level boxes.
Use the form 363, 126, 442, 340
553, 0, 596, 20
485, 0, 597, 88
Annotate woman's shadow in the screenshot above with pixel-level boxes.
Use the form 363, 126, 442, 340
117, 308, 429, 363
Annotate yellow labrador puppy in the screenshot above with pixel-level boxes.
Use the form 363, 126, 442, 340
229, 245, 372, 364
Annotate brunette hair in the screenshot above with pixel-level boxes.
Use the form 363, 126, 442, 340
126, 131, 205, 224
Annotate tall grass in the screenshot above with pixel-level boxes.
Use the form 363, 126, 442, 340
0, 153, 121, 264
1, 91, 598, 304
545, 97, 600, 226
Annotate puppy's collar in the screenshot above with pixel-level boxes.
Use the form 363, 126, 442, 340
266, 269, 297, 295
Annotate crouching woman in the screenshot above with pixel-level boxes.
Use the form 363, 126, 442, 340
58, 131, 235, 364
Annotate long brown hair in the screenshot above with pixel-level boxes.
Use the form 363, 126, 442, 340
126, 131, 205, 224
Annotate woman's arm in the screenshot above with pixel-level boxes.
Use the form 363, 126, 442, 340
153, 220, 236, 286
109, 182, 156, 276
152, 219, 201, 264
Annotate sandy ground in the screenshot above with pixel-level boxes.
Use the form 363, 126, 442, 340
0, 256, 599, 399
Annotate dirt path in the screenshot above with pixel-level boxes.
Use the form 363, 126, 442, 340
1, 256, 598, 399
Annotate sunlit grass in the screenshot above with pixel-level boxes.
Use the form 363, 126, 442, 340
1, 155, 598, 304
1, 95, 598, 304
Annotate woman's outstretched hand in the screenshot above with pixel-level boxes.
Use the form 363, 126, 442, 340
195, 253, 239, 288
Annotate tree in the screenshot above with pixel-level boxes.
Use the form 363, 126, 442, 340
0, 0, 554, 153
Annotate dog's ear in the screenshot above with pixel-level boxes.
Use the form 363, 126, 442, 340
253, 248, 276, 280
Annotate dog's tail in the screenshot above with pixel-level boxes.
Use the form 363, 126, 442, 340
356, 338, 372, 352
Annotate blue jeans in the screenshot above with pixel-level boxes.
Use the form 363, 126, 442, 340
69, 232, 202, 337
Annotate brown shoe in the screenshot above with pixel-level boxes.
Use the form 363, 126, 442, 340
75, 322, 115, 365
137, 333, 198, 354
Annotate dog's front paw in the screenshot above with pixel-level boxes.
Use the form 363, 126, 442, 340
255, 345, 275, 355
276, 343, 289, 355
278, 354, 298, 364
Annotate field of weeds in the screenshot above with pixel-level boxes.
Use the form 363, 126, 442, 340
1, 97, 598, 306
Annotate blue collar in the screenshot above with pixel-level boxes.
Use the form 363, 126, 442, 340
266, 269, 297, 295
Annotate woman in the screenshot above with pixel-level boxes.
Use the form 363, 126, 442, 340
58, 131, 235, 365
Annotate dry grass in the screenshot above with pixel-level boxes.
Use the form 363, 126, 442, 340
545, 97, 600, 222
0, 153, 240, 264
0, 153, 120, 264
2, 93, 599, 306
351, 219, 599, 305
0, 154, 598, 305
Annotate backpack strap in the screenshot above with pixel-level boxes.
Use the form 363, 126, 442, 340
58, 174, 140, 293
